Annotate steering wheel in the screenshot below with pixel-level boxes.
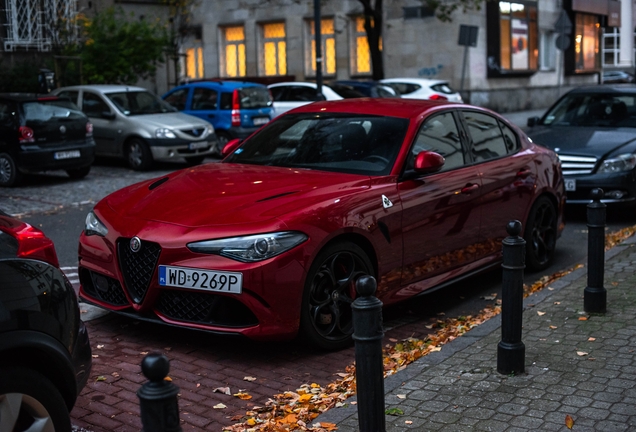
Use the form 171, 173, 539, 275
363, 155, 390, 165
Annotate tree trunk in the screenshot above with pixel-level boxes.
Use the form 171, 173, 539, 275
359, 0, 384, 80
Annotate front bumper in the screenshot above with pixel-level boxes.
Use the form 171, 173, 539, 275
146, 135, 221, 160
563, 169, 636, 205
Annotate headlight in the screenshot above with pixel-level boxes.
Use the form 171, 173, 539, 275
207, 124, 215, 135
155, 128, 177, 139
187, 231, 308, 262
85, 211, 108, 236
598, 153, 636, 173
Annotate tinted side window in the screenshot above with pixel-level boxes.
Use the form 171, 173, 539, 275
462, 111, 508, 162
269, 86, 287, 101
57, 90, 79, 104
220, 92, 232, 110
287, 86, 320, 102
388, 82, 420, 95
0, 101, 12, 125
164, 88, 189, 110
499, 121, 520, 153
192, 88, 218, 110
411, 112, 464, 172
82, 92, 109, 118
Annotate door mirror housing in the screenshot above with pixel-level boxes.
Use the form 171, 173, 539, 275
527, 116, 540, 127
414, 151, 445, 174
222, 138, 242, 157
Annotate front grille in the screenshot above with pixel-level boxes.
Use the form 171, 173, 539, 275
80, 268, 129, 306
181, 128, 207, 138
157, 290, 258, 327
117, 238, 161, 304
558, 154, 597, 175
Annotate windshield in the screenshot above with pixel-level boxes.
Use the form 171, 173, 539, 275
542, 93, 636, 127
106, 91, 176, 116
224, 113, 409, 175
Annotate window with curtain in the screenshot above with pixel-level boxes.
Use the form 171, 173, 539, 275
221, 26, 246, 78
499, 2, 538, 71
305, 18, 336, 77
260, 23, 287, 76
573, 14, 601, 72
185, 47, 204, 79
351, 16, 373, 75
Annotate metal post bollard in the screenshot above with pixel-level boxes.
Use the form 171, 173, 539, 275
137, 353, 182, 432
497, 220, 526, 375
585, 188, 607, 313
351, 275, 386, 432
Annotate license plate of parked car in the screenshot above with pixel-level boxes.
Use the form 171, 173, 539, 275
158, 265, 242, 294
253, 117, 269, 125
188, 141, 209, 150
54, 150, 81, 160
565, 179, 576, 191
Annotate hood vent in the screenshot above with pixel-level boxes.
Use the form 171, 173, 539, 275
149, 177, 170, 190
256, 191, 299, 202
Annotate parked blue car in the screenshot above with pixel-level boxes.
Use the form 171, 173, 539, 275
163, 81, 274, 154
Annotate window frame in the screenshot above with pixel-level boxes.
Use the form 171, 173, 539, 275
220, 25, 246, 78
258, 22, 288, 77
304, 18, 337, 78
350, 15, 373, 77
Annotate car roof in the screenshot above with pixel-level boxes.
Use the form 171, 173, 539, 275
568, 84, 636, 94
0, 93, 64, 102
57, 84, 148, 93
381, 77, 448, 85
286, 97, 470, 118
173, 80, 266, 90
268, 81, 317, 88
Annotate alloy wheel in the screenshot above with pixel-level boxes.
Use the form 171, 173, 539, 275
0, 392, 55, 432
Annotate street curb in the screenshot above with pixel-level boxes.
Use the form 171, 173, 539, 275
315, 234, 636, 425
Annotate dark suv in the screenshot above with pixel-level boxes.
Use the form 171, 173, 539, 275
0, 93, 95, 187
0, 210, 92, 430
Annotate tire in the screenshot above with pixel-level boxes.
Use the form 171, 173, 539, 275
524, 196, 558, 271
0, 152, 21, 187
125, 138, 153, 171
185, 155, 205, 166
0, 366, 72, 431
300, 242, 373, 350
66, 165, 91, 179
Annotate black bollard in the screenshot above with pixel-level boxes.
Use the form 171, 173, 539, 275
497, 220, 526, 375
585, 188, 607, 313
137, 353, 182, 432
351, 275, 386, 432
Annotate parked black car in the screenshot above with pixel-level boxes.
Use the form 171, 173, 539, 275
526, 85, 636, 206
0, 210, 92, 430
0, 93, 96, 187
329, 80, 399, 98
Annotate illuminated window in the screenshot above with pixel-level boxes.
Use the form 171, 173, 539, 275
221, 26, 246, 78
185, 47, 204, 79
352, 16, 371, 75
260, 23, 287, 76
305, 18, 336, 76
574, 14, 601, 71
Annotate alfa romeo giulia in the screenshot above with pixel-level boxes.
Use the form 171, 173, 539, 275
78, 98, 565, 350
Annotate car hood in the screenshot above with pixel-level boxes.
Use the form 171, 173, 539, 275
527, 126, 636, 157
129, 112, 209, 129
104, 163, 372, 227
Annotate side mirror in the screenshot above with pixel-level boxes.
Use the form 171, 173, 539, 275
222, 138, 242, 157
101, 111, 116, 120
414, 151, 445, 174
527, 116, 540, 127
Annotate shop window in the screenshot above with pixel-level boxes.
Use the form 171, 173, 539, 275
305, 18, 336, 77
573, 14, 601, 72
221, 26, 246, 78
486, 1, 538, 77
260, 23, 287, 76
185, 47, 204, 79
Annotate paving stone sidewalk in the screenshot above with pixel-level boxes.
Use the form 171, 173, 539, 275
317, 236, 636, 431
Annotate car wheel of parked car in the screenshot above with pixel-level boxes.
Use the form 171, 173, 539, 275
66, 166, 91, 179
126, 138, 153, 171
185, 156, 206, 166
301, 242, 373, 350
0, 152, 21, 187
524, 196, 557, 271
0, 366, 72, 431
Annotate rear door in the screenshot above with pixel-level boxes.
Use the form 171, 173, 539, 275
187, 86, 219, 126
395, 110, 482, 298
80, 91, 120, 156
458, 110, 536, 257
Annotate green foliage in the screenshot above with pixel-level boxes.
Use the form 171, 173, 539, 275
80, 7, 169, 84
0, 59, 49, 93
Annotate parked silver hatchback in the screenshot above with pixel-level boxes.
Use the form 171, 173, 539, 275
52, 85, 219, 170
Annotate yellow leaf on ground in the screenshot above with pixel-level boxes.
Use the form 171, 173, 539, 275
164, 376, 172, 382
246, 418, 256, 426
282, 413, 297, 424
565, 414, 574, 429
233, 392, 252, 400
298, 394, 312, 403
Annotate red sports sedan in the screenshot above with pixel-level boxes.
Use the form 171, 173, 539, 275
78, 98, 565, 350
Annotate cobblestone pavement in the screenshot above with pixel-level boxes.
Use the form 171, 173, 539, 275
317, 236, 636, 431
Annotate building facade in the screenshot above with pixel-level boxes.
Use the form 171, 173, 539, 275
2, 0, 633, 112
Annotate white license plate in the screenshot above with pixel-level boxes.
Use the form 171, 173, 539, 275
54, 150, 81, 160
158, 265, 242, 294
188, 141, 209, 150
565, 179, 576, 191
253, 117, 269, 126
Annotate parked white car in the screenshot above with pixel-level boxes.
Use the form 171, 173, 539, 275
267, 82, 350, 116
380, 78, 463, 103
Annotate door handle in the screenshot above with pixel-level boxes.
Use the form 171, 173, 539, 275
516, 169, 531, 178
461, 183, 479, 194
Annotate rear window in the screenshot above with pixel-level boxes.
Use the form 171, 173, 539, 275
219, 87, 273, 110
430, 82, 456, 95
327, 84, 366, 99
22, 100, 85, 122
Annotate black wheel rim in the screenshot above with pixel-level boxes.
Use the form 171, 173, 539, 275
128, 142, 144, 168
530, 202, 556, 266
307, 251, 368, 342
0, 155, 13, 184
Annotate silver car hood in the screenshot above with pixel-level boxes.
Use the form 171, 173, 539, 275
128, 112, 210, 130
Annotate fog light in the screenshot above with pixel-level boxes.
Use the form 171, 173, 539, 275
93, 273, 109, 293
605, 190, 626, 199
